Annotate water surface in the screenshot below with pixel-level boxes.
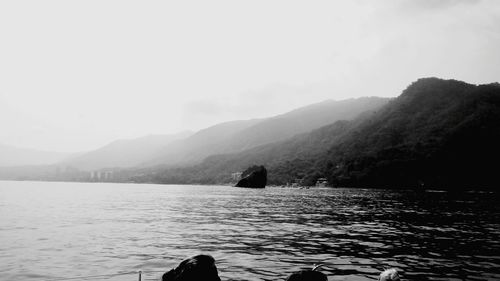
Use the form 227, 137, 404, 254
0, 181, 499, 281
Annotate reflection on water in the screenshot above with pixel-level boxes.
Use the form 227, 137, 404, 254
0, 181, 499, 281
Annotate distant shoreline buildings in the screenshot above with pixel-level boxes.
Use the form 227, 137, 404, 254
90, 170, 114, 181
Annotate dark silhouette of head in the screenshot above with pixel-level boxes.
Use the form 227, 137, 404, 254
162, 255, 221, 281
285, 270, 328, 281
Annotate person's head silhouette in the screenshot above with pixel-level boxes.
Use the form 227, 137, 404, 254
162, 255, 221, 281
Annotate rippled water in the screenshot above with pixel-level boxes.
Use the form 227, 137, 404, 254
0, 181, 499, 281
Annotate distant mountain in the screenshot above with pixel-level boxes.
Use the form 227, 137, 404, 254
135, 78, 500, 190
224, 97, 389, 151
143, 119, 264, 167
143, 97, 389, 167
0, 144, 71, 167
63, 131, 192, 170
0, 97, 388, 180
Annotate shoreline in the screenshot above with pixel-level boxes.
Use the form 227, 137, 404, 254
0, 179, 496, 193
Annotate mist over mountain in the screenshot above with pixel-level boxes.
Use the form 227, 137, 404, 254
0, 97, 388, 179
223, 97, 389, 152
143, 97, 389, 167
62, 132, 193, 170
143, 119, 264, 167
134, 78, 500, 190
0, 144, 72, 167
3, 77, 498, 190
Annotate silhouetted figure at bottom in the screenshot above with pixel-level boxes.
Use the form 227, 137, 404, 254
162, 255, 400, 281
162, 255, 221, 281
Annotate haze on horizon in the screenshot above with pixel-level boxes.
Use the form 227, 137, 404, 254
1, 0, 499, 153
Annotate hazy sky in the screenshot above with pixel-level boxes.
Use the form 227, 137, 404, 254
1, 0, 499, 152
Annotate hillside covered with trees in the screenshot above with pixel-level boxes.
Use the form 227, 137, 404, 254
132, 78, 500, 190
142, 97, 389, 167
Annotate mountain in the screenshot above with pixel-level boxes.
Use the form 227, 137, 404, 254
0, 144, 72, 167
223, 97, 389, 151
0, 97, 388, 180
143, 119, 264, 167
63, 131, 192, 170
134, 78, 500, 190
320, 78, 500, 189
143, 97, 389, 167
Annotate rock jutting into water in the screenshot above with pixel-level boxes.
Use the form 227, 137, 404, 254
235, 165, 267, 188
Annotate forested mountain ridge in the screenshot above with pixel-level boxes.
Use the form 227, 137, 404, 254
222, 97, 389, 152
0, 97, 388, 179
322, 78, 500, 189
141, 97, 389, 167
143, 119, 264, 167
3, 77, 498, 190
134, 78, 500, 190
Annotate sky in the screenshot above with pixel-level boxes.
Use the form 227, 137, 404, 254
0, 0, 499, 152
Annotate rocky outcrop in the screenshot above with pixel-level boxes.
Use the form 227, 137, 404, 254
235, 165, 267, 188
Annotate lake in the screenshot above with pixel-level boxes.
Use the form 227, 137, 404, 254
0, 181, 499, 281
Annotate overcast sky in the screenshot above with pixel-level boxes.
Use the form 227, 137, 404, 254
1, 0, 499, 152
